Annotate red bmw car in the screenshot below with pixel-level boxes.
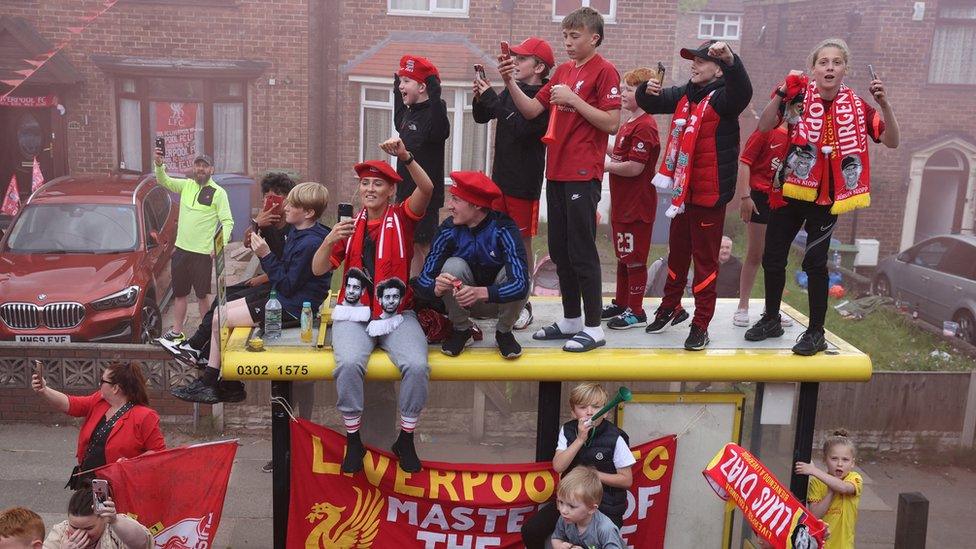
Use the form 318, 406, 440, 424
0, 174, 177, 343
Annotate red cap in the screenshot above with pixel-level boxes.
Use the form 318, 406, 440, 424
509, 37, 556, 68
397, 55, 440, 83
354, 160, 402, 184
449, 171, 502, 209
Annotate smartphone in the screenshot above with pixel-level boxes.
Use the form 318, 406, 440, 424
91, 479, 110, 513
868, 64, 877, 80
338, 202, 354, 222
33, 360, 43, 381
263, 194, 285, 215
474, 64, 487, 81
656, 62, 667, 84
500, 41, 511, 58
154, 136, 165, 157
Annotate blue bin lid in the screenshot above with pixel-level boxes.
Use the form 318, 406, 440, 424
212, 173, 255, 186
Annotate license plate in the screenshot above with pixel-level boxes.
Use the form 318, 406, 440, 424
16, 335, 71, 343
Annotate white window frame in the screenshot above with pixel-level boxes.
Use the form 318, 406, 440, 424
358, 85, 397, 164
388, 0, 469, 18
697, 13, 741, 40
551, 0, 617, 24
356, 83, 493, 183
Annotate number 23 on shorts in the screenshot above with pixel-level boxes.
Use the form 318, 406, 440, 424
616, 232, 635, 254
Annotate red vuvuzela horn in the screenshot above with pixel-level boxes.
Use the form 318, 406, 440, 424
541, 109, 558, 144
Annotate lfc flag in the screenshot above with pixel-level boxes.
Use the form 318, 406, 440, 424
97, 440, 238, 549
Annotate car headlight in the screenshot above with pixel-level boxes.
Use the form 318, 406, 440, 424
91, 286, 140, 310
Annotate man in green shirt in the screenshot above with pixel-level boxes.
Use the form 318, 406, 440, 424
154, 150, 234, 342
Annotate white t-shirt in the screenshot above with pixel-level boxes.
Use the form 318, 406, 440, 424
556, 427, 637, 469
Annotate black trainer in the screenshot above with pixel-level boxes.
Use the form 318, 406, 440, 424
391, 430, 422, 473
645, 307, 690, 334
792, 329, 828, 356
495, 330, 522, 359
341, 431, 367, 473
217, 380, 247, 403
745, 312, 786, 342
441, 328, 473, 357
171, 378, 219, 404
684, 324, 710, 351
601, 300, 626, 321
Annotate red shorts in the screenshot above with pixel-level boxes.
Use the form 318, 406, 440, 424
497, 195, 539, 238
611, 220, 653, 266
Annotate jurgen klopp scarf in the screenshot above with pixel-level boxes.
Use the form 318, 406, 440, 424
775, 81, 872, 214
333, 205, 411, 336
652, 91, 715, 218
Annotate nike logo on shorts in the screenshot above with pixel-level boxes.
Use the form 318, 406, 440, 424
571, 193, 581, 200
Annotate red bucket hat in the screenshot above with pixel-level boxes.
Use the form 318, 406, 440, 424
354, 160, 402, 184
398, 55, 440, 83
449, 171, 502, 209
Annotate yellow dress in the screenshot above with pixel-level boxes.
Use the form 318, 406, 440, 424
807, 471, 862, 549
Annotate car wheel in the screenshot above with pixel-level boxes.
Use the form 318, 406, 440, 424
139, 297, 162, 344
873, 274, 891, 297
955, 310, 976, 346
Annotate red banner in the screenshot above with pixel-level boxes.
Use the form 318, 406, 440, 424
0, 94, 58, 108
288, 419, 675, 548
155, 102, 201, 172
703, 443, 826, 549
96, 440, 237, 549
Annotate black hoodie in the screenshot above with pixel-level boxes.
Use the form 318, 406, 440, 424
472, 80, 549, 200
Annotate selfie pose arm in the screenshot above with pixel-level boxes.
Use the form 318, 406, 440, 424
870, 78, 899, 149
380, 138, 434, 218
30, 372, 69, 413
498, 55, 546, 120
98, 500, 153, 549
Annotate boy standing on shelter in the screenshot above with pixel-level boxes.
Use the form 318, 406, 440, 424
635, 40, 752, 350
394, 55, 451, 275
499, 7, 621, 352
472, 36, 554, 329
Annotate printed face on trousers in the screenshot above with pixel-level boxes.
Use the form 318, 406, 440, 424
380, 287, 402, 315
344, 277, 365, 305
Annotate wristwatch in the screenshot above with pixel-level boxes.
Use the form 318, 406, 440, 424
402, 153, 415, 165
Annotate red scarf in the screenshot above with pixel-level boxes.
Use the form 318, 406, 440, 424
333, 205, 411, 336
652, 91, 715, 218
775, 82, 872, 214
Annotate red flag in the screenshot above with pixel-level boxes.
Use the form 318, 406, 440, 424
97, 440, 238, 548
703, 443, 827, 549
14, 69, 33, 77
288, 420, 676, 548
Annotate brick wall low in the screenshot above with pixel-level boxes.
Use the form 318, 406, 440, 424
0, 342, 209, 422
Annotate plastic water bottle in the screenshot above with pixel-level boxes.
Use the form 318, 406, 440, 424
265, 290, 282, 340
300, 301, 313, 344
832, 250, 842, 269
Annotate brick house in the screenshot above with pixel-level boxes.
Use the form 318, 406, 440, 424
739, 0, 976, 257
1, 0, 320, 202
325, 0, 679, 205
671, 0, 743, 84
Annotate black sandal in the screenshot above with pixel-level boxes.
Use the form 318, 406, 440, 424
563, 331, 606, 353
532, 322, 575, 341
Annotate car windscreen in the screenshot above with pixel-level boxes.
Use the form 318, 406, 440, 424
5, 204, 139, 253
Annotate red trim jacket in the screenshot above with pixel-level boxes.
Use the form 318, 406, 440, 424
67, 392, 166, 465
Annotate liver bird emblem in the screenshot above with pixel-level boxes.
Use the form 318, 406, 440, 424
304, 486, 383, 548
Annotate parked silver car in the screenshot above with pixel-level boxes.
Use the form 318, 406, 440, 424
873, 234, 976, 345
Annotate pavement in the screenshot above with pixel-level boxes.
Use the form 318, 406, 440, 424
2, 422, 974, 548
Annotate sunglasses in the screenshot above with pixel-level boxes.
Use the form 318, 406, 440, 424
100, 377, 117, 386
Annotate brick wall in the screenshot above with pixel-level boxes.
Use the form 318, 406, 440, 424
741, 0, 976, 257
0, 342, 208, 422
5, 0, 314, 181
671, 10, 743, 85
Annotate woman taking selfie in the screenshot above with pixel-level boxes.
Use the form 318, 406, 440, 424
746, 38, 899, 355
31, 362, 165, 488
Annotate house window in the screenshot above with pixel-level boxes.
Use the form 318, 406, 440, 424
115, 76, 247, 173
388, 0, 468, 17
359, 85, 491, 180
552, 0, 616, 23
929, 3, 976, 85
698, 14, 741, 40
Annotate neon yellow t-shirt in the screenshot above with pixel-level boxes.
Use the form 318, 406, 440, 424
808, 470, 862, 549
154, 164, 234, 254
